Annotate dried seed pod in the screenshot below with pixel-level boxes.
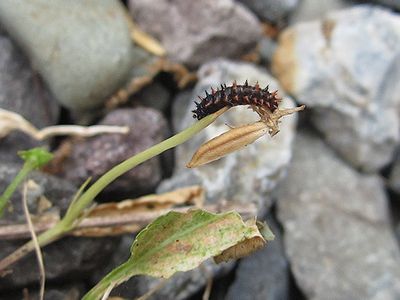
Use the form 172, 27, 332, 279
253, 104, 306, 136
187, 122, 269, 168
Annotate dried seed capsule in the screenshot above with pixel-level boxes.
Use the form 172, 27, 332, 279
187, 122, 269, 168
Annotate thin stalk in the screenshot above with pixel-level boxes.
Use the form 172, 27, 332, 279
0, 163, 33, 217
0, 109, 225, 272
22, 183, 45, 300
82, 258, 138, 300
61, 110, 225, 228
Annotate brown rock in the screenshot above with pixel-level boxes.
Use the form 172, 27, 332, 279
129, 0, 261, 67
61, 108, 169, 198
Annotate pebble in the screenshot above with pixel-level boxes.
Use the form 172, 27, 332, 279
0, 1, 136, 111
225, 216, 289, 300
0, 30, 59, 163
129, 0, 261, 67
289, 0, 350, 24
61, 108, 169, 198
237, 0, 299, 25
273, 5, 400, 171
277, 131, 400, 299
389, 154, 400, 194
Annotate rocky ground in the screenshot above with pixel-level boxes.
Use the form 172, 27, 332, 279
1, 0, 400, 299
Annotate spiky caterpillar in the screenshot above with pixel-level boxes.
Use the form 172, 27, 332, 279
192, 81, 281, 120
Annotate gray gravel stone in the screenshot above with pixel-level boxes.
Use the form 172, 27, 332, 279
238, 0, 299, 24
61, 108, 169, 197
0, 162, 75, 225
0, 236, 118, 291
277, 131, 400, 299
258, 36, 278, 67
159, 59, 299, 213
0, 31, 59, 163
0, 33, 58, 128
273, 5, 400, 172
0, 0, 136, 111
129, 0, 261, 67
4, 282, 85, 300
226, 216, 289, 300
118, 260, 234, 300
389, 154, 400, 194
135, 81, 171, 112
289, 0, 350, 24
397, 223, 400, 244
360, 0, 400, 10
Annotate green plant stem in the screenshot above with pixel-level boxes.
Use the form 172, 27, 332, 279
0, 163, 33, 217
0, 111, 223, 272
61, 112, 221, 227
82, 258, 138, 300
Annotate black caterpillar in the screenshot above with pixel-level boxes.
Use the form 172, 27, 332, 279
192, 81, 281, 120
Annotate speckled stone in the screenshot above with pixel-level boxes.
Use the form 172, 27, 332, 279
61, 108, 169, 197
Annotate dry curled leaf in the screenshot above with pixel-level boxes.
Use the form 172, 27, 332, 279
214, 219, 274, 263
187, 122, 269, 168
70, 186, 204, 237
89, 186, 204, 217
214, 236, 266, 263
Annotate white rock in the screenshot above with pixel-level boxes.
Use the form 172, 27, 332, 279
237, 0, 299, 24
289, 0, 350, 24
273, 5, 400, 171
277, 131, 400, 299
0, 1, 136, 111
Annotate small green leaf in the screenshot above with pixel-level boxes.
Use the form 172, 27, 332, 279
0, 148, 53, 217
18, 147, 53, 169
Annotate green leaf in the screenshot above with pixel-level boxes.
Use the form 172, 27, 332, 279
0, 148, 53, 217
83, 209, 267, 300
18, 147, 53, 169
130, 209, 263, 277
